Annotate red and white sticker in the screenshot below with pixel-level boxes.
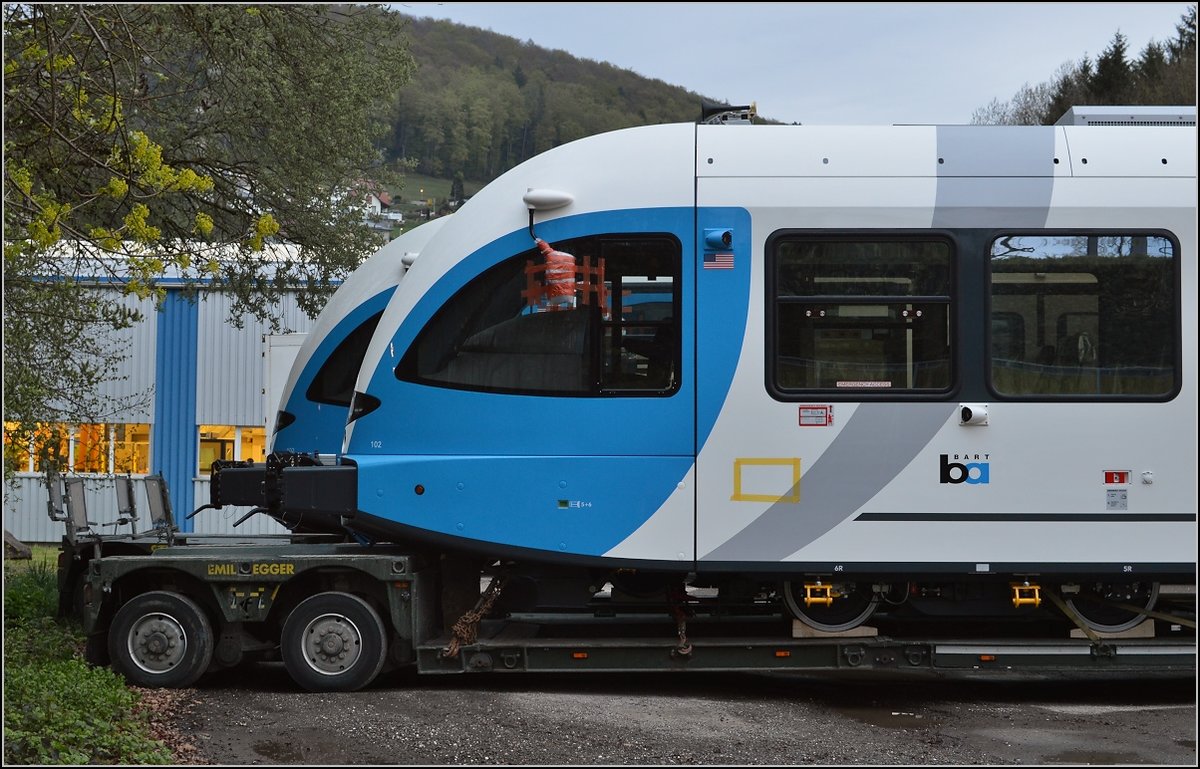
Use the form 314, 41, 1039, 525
799, 405, 833, 427
1103, 470, 1131, 485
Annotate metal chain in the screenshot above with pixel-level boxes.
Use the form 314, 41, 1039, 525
440, 575, 506, 659
668, 584, 693, 658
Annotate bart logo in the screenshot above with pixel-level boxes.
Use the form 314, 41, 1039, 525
940, 454, 990, 485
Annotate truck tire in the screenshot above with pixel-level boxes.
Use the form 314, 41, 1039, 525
108, 591, 214, 688
281, 592, 388, 692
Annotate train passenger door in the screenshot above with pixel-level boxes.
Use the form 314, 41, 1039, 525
693, 216, 959, 570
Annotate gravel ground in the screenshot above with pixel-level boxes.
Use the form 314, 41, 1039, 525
164, 666, 1197, 765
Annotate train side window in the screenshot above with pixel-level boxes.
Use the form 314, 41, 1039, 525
306, 311, 385, 406
768, 236, 953, 396
396, 235, 681, 396
988, 234, 1177, 398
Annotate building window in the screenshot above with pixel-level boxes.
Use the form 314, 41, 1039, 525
112, 424, 152, 474
2, 422, 150, 474
989, 234, 1177, 398
72, 423, 110, 473
198, 425, 266, 475
769, 236, 953, 396
395, 235, 681, 395
3, 422, 65, 473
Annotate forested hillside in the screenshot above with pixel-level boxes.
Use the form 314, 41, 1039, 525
384, 8, 1195, 185
382, 15, 739, 184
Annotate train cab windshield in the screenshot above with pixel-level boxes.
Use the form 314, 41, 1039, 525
395, 234, 682, 396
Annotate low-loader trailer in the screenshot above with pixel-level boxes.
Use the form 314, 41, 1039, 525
67, 521, 1195, 692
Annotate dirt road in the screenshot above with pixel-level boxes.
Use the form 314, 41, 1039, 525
168, 666, 1197, 765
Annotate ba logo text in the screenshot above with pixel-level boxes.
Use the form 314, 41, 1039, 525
940, 454, 990, 485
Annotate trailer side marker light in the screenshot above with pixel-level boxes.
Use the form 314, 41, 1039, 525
572, 651, 588, 660
1010, 583, 1041, 608
414, 484, 425, 496
775, 650, 791, 658
979, 655, 997, 662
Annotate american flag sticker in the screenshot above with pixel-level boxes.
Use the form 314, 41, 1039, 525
703, 252, 734, 270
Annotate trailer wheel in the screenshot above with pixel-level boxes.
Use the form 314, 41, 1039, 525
281, 592, 388, 692
109, 591, 214, 688
783, 581, 879, 633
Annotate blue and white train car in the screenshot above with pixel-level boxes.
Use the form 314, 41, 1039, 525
273, 217, 449, 456
267, 109, 1197, 633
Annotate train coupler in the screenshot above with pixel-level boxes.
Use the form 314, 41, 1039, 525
1010, 582, 1042, 608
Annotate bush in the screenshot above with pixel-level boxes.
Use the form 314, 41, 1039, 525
3, 659, 172, 764
3, 558, 173, 764
3, 560, 59, 626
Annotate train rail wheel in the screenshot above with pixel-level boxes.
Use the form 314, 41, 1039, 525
281, 592, 388, 692
783, 581, 879, 633
1064, 582, 1160, 634
109, 591, 214, 688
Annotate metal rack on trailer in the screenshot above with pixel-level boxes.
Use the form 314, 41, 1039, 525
416, 611, 1197, 677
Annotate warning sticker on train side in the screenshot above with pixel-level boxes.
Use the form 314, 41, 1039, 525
799, 406, 833, 427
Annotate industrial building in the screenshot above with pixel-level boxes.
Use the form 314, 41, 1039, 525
5, 280, 316, 542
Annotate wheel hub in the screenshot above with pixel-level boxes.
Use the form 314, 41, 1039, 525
128, 614, 187, 673
303, 613, 362, 674
145, 630, 171, 655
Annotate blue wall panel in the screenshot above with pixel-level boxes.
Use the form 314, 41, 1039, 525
152, 291, 199, 531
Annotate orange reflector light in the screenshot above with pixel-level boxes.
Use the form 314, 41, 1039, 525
979, 654, 997, 662
393, 581, 410, 589
572, 652, 588, 660
775, 650, 791, 658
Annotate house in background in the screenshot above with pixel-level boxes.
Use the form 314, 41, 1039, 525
357, 182, 404, 239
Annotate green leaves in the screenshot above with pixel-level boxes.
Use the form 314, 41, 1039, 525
3, 561, 174, 765
3, 3, 416, 450
4, 660, 174, 764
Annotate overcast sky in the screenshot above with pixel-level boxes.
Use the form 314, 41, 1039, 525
395, 2, 1194, 125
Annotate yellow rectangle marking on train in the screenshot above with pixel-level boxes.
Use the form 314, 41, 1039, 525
731, 457, 801, 503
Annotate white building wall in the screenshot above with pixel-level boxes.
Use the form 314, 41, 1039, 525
95, 293, 159, 422
196, 292, 314, 425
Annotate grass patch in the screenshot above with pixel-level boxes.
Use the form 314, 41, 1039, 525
6, 543, 59, 573
389, 171, 483, 205
3, 555, 173, 764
